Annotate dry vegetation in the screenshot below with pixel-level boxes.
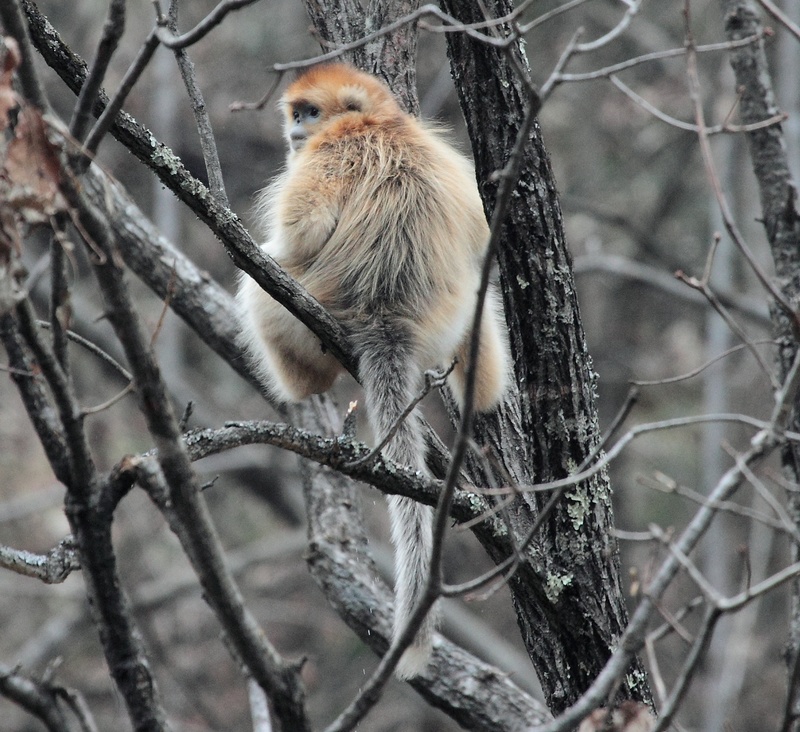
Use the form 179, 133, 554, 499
1, 1, 800, 730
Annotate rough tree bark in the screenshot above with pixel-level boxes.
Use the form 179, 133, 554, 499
719, 1, 800, 728
439, 0, 652, 713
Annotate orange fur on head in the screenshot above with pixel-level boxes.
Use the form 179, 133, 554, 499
283, 63, 398, 120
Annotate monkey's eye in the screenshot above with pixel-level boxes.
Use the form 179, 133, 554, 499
292, 110, 301, 122
307, 106, 320, 119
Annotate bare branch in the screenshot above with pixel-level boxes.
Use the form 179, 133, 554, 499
755, 0, 800, 40
0, 536, 79, 583
651, 605, 718, 732
520, 0, 593, 33
675, 261, 778, 387
639, 471, 800, 541
573, 252, 770, 326
177, 420, 507, 544
247, 678, 273, 732
573, 0, 643, 53
0, 311, 71, 480
36, 320, 132, 381
344, 362, 455, 469
163, 1, 229, 206
631, 340, 776, 387
59, 167, 312, 731
554, 32, 764, 83
0, 663, 72, 732
271, 2, 537, 78
84, 30, 160, 156
610, 74, 787, 134
69, 0, 125, 141
154, 0, 262, 50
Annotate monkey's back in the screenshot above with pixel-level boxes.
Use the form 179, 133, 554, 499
275, 112, 489, 363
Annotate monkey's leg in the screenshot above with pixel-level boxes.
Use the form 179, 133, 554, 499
238, 277, 342, 400
450, 290, 509, 412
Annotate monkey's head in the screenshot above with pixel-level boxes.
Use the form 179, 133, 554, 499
280, 63, 402, 154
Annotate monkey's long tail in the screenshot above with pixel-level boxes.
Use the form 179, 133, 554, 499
357, 326, 437, 680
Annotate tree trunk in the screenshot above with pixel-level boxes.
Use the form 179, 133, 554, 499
719, 1, 800, 727
440, 0, 652, 713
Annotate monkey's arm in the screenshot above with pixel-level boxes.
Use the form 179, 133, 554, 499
278, 159, 341, 264
237, 152, 348, 402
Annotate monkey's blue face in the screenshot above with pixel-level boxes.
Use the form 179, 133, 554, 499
288, 103, 322, 152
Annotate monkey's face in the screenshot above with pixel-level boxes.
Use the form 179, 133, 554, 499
281, 65, 400, 157
287, 102, 322, 153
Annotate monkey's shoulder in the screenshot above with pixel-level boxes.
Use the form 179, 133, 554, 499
302, 117, 473, 191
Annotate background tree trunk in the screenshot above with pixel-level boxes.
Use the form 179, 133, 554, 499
439, 0, 652, 712
720, 1, 800, 727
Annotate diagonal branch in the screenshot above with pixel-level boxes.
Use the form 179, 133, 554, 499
59, 164, 313, 732
0, 662, 73, 732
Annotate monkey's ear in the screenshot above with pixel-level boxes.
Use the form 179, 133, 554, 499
340, 88, 367, 113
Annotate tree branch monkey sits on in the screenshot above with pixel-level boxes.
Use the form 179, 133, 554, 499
237, 62, 510, 679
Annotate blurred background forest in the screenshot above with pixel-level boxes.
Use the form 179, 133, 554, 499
1, 0, 798, 730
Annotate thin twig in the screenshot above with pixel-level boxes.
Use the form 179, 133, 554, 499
164, 1, 229, 206
675, 268, 778, 388
651, 606, 719, 732
755, 0, 800, 40
54, 686, 100, 732
82, 383, 135, 416
639, 471, 800, 543
573, 0, 642, 53
69, 0, 125, 141
650, 524, 724, 605
539, 26, 584, 102
36, 320, 132, 381
722, 442, 800, 540
573, 251, 770, 325
154, 0, 261, 49
0, 662, 73, 731
520, 0, 593, 33
632, 339, 776, 386
230, 73, 283, 112
344, 362, 456, 469
555, 32, 765, 83
273, 3, 529, 78
611, 75, 787, 133
84, 29, 160, 156
0, 536, 80, 583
